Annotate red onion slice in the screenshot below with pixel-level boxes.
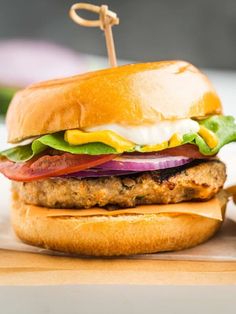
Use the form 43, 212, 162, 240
96, 156, 193, 171
61, 155, 193, 178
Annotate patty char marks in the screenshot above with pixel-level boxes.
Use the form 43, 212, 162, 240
13, 160, 226, 209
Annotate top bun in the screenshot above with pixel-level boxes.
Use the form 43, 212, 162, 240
7, 60, 222, 143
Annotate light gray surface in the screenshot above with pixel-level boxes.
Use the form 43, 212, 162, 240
1, 0, 236, 69
0, 286, 236, 314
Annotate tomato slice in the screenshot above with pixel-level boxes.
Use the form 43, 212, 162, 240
124, 144, 214, 159
159, 144, 215, 159
0, 144, 213, 182
0, 153, 116, 182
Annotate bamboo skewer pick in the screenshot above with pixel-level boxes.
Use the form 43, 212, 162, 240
69, 3, 119, 67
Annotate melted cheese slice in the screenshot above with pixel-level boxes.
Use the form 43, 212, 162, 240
86, 119, 200, 146
34, 192, 226, 221
65, 129, 135, 153
64, 120, 218, 153
198, 125, 218, 148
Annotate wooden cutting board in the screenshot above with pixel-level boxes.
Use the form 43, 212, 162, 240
0, 249, 236, 285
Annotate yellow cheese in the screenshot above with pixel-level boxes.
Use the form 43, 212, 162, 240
139, 141, 169, 152
198, 126, 218, 149
141, 134, 182, 152
65, 129, 135, 153
64, 129, 182, 153
169, 133, 182, 148
64, 125, 218, 154
36, 192, 225, 221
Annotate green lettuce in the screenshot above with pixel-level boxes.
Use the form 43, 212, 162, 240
1, 115, 236, 163
0, 133, 116, 162
183, 115, 236, 155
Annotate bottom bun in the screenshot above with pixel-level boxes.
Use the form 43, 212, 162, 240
11, 191, 227, 256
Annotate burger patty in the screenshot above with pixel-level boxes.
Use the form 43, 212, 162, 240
13, 160, 226, 209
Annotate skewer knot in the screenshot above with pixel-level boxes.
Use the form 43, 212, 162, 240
69, 3, 119, 30
69, 3, 119, 67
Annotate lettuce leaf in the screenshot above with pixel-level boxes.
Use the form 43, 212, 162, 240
1, 115, 236, 162
183, 115, 236, 155
0, 133, 116, 162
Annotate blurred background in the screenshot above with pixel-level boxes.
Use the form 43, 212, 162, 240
0, 0, 236, 116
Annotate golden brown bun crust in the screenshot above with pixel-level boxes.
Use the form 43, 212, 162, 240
11, 192, 227, 256
7, 60, 222, 143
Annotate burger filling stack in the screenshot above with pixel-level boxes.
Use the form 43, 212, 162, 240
0, 61, 235, 256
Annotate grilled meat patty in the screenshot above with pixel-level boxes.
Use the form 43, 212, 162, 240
13, 160, 226, 209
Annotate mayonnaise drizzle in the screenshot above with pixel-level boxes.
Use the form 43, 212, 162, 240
11, 137, 38, 147
86, 119, 200, 145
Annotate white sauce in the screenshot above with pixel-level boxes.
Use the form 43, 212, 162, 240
11, 136, 38, 147
86, 119, 200, 145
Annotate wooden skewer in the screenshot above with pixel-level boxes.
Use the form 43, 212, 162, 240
69, 3, 119, 67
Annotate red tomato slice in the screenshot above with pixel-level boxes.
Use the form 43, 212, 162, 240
0, 153, 116, 182
159, 144, 215, 159
124, 144, 214, 159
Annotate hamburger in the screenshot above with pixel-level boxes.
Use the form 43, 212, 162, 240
0, 60, 235, 256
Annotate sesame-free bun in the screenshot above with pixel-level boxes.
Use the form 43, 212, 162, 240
7, 60, 222, 143
11, 191, 227, 256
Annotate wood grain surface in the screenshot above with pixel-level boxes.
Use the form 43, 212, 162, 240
0, 249, 236, 286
